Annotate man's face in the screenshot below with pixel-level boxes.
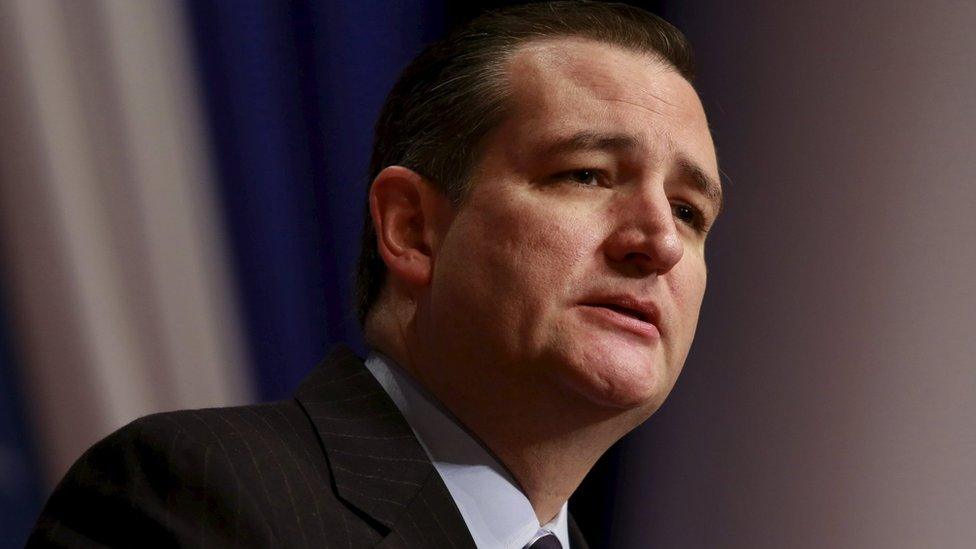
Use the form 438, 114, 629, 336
425, 39, 721, 414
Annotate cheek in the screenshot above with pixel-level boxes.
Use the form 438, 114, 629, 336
478, 196, 598, 277
444, 196, 604, 328
669, 254, 708, 334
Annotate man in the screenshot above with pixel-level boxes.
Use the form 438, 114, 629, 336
30, 2, 721, 547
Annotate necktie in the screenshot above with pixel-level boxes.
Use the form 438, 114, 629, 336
527, 532, 562, 549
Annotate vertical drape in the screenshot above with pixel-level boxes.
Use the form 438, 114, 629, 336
184, 0, 446, 399
0, 285, 42, 547
0, 0, 251, 505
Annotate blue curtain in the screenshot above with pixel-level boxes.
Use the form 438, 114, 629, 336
185, 0, 446, 399
0, 283, 42, 548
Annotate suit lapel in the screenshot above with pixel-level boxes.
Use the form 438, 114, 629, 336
568, 513, 591, 549
296, 346, 475, 548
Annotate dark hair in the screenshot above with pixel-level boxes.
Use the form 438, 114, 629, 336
356, 1, 695, 324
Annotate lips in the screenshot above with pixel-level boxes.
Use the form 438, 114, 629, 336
578, 295, 661, 339
599, 302, 649, 322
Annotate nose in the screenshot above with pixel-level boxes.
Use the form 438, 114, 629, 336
603, 185, 684, 276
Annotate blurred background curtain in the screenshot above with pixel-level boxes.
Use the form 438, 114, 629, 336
2, 1, 974, 548
0, 1, 253, 544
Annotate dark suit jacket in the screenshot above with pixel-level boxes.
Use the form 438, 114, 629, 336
29, 346, 590, 548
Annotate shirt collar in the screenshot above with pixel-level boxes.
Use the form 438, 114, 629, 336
365, 352, 570, 549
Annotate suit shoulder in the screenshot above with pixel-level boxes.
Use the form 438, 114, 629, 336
97, 399, 334, 494
29, 400, 334, 547
117, 399, 315, 452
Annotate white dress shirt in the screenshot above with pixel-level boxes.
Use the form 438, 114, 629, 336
365, 352, 570, 549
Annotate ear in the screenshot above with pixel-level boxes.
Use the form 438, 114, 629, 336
369, 166, 452, 292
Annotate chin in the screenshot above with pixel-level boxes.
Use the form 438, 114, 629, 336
554, 341, 674, 412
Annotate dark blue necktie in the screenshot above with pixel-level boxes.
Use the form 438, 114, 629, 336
527, 532, 562, 549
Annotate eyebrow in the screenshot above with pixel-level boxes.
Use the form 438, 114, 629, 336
541, 131, 642, 156
678, 158, 724, 216
541, 131, 724, 215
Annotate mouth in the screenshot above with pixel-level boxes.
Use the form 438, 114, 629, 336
594, 303, 649, 322
578, 297, 661, 339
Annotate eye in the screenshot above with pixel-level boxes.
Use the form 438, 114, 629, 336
563, 169, 601, 186
673, 203, 707, 232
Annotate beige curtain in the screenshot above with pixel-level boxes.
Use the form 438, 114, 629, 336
0, 0, 253, 486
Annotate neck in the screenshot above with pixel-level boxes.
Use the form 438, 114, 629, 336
456, 377, 646, 524
366, 302, 650, 524
368, 315, 646, 524
486, 414, 618, 524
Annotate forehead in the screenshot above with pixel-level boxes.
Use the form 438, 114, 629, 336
496, 38, 718, 179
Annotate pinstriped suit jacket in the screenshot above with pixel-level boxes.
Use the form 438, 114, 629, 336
28, 346, 591, 548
